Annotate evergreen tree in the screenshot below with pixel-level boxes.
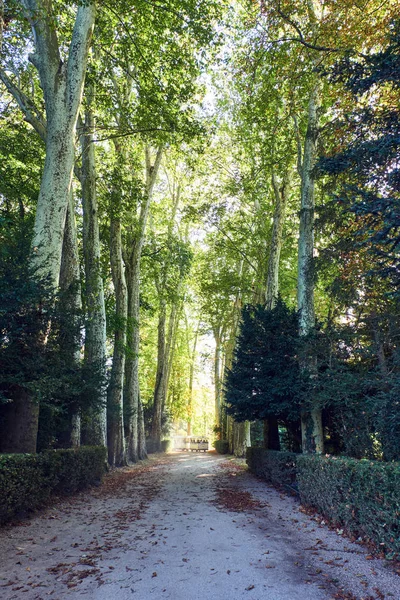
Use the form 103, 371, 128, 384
225, 299, 301, 424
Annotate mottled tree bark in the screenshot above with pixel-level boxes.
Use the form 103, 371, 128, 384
107, 216, 128, 466
80, 109, 107, 448
186, 319, 200, 436
296, 84, 324, 454
124, 146, 163, 462
21, 0, 96, 287
213, 328, 223, 429
150, 299, 167, 451
59, 192, 82, 447
0, 0, 95, 453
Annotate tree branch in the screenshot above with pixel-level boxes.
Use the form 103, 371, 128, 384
0, 67, 47, 141
20, 0, 62, 99
66, 1, 96, 121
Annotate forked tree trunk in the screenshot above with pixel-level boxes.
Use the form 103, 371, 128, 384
21, 0, 96, 287
80, 109, 107, 447
0, 1, 95, 453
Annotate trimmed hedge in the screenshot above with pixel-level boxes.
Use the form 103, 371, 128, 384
246, 448, 297, 489
214, 439, 229, 454
297, 455, 400, 556
0, 446, 107, 524
246, 448, 400, 556
161, 439, 172, 453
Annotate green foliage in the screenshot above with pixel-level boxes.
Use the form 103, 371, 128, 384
213, 439, 229, 454
225, 299, 301, 422
246, 448, 298, 488
297, 455, 400, 557
247, 449, 400, 557
0, 447, 107, 524
318, 22, 400, 293
0, 216, 55, 404
161, 439, 172, 453
307, 319, 400, 460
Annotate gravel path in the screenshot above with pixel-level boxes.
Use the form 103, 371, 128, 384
0, 452, 398, 600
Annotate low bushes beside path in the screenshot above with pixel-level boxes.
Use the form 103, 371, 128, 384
0, 446, 107, 525
246, 448, 400, 558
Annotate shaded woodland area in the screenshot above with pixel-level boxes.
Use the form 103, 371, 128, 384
0, 0, 399, 467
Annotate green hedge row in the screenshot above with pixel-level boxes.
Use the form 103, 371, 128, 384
246, 448, 297, 488
214, 439, 229, 454
0, 446, 107, 525
246, 448, 400, 556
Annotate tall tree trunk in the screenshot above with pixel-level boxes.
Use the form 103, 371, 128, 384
80, 109, 107, 447
262, 169, 291, 450
21, 0, 96, 287
213, 329, 223, 429
265, 170, 291, 308
233, 421, 251, 458
296, 83, 324, 454
59, 192, 82, 447
0, 1, 3, 53
0, 1, 95, 453
150, 172, 181, 449
163, 299, 182, 412
137, 390, 147, 460
223, 260, 251, 456
186, 319, 200, 436
124, 146, 163, 462
262, 417, 280, 451
150, 299, 167, 451
107, 216, 128, 466
124, 258, 140, 463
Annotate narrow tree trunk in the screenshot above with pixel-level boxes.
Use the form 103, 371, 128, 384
213, 330, 223, 429
150, 179, 182, 441
59, 192, 82, 447
163, 299, 181, 412
265, 171, 291, 308
187, 320, 200, 436
0, 1, 4, 53
297, 84, 324, 454
124, 146, 163, 462
262, 169, 292, 448
137, 390, 147, 460
262, 417, 280, 450
125, 259, 140, 463
151, 299, 167, 450
80, 109, 107, 447
107, 217, 127, 466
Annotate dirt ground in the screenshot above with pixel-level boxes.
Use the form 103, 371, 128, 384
0, 452, 398, 600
